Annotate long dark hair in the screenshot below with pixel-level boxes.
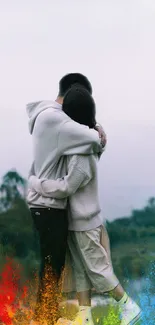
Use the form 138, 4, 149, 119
62, 85, 96, 128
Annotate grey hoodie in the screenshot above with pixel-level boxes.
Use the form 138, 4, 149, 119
26, 100, 102, 209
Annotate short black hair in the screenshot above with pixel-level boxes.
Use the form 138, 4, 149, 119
62, 86, 96, 128
58, 73, 92, 97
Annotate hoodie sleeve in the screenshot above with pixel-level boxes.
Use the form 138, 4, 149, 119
58, 120, 103, 156
28, 155, 93, 199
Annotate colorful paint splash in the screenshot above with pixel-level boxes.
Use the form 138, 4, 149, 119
0, 259, 155, 325
137, 262, 155, 325
0, 258, 28, 324
0, 259, 63, 325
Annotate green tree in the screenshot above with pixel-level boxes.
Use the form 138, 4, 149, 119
0, 170, 27, 210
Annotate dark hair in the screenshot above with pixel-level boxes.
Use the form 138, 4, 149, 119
58, 73, 92, 97
62, 86, 96, 128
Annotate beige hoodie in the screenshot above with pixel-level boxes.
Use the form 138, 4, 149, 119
29, 154, 103, 231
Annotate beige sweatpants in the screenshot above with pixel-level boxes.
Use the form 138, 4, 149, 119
62, 225, 119, 293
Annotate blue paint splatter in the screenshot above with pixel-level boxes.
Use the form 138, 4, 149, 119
127, 262, 155, 324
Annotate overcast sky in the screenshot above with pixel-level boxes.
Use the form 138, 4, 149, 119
0, 0, 155, 220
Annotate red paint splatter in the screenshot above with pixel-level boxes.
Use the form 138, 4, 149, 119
0, 258, 28, 324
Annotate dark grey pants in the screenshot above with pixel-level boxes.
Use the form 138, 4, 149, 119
30, 207, 68, 324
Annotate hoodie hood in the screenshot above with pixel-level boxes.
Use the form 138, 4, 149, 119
26, 100, 62, 134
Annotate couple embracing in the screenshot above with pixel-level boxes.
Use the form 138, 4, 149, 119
26, 73, 141, 325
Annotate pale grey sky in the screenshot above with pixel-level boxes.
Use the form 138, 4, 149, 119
0, 0, 155, 219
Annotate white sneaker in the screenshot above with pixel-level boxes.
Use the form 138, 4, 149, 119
56, 318, 73, 325
72, 309, 94, 325
119, 297, 142, 325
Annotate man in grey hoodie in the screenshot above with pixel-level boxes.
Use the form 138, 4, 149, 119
26, 73, 106, 325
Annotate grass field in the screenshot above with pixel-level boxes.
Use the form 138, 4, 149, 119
59, 301, 145, 325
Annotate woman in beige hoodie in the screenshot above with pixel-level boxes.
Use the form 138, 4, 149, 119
29, 86, 141, 325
